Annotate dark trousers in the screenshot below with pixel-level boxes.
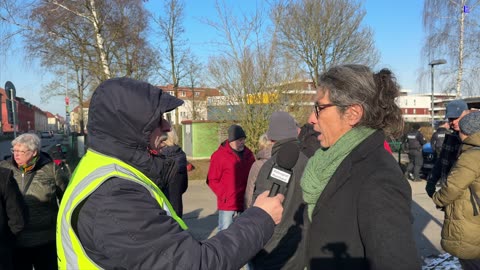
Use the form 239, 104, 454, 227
460, 258, 480, 270
13, 241, 57, 270
406, 150, 423, 179
168, 182, 185, 217
0, 247, 14, 270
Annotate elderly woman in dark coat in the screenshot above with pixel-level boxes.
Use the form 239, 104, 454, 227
302, 65, 421, 270
161, 129, 189, 217
0, 133, 68, 270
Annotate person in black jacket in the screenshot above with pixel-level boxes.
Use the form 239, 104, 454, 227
161, 129, 188, 217
302, 65, 420, 270
59, 77, 285, 270
404, 123, 427, 181
0, 168, 25, 270
431, 121, 449, 156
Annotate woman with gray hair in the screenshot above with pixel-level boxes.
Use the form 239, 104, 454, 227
302, 65, 420, 269
0, 133, 68, 270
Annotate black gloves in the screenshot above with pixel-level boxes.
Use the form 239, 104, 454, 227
425, 181, 436, 198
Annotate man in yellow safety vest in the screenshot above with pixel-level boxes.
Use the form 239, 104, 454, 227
56, 77, 284, 270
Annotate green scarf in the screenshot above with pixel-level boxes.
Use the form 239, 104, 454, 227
301, 127, 376, 220
19, 155, 38, 173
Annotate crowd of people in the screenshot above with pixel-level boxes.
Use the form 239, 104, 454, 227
1, 65, 479, 270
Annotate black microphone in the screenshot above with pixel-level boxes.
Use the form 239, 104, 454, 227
268, 143, 300, 197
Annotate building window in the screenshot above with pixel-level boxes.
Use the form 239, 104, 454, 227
413, 109, 416, 114
413, 99, 416, 106
195, 92, 200, 97
180, 91, 186, 97
180, 111, 186, 117
168, 91, 174, 96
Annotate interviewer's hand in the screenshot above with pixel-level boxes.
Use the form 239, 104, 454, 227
253, 191, 284, 225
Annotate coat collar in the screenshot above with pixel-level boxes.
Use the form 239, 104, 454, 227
315, 130, 385, 204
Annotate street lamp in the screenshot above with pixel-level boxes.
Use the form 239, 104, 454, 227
429, 59, 447, 129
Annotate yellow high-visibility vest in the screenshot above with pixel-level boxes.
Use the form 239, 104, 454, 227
56, 149, 187, 270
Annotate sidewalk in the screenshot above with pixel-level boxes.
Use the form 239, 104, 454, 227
182, 179, 447, 263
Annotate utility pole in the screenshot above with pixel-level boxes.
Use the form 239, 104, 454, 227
429, 59, 447, 129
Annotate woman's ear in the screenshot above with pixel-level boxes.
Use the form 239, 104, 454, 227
345, 104, 363, 126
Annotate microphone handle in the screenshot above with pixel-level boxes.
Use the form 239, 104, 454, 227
269, 183, 280, 197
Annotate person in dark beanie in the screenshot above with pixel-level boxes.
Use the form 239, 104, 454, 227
207, 124, 255, 231
250, 111, 309, 270
432, 111, 480, 269
404, 123, 427, 181
426, 99, 470, 197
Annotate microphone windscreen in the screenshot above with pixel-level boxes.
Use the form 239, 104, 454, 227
276, 142, 300, 170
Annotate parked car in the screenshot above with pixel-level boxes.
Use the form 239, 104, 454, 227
40, 131, 53, 138
421, 143, 436, 178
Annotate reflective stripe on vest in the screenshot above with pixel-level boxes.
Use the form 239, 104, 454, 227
56, 150, 187, 270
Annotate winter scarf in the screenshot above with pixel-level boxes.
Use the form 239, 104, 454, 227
301, 126, 375, 220
19, 155, 39, 173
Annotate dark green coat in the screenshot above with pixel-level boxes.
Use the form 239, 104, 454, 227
0, 152, 67, 247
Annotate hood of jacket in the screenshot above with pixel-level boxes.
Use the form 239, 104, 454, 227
87, 77, 184, 187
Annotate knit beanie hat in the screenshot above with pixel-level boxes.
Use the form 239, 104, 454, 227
267, 111, 298, 141
228, 125, 246, 142
459, 111, 480, 136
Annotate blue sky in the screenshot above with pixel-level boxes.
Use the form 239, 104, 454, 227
0, 0, 426, 116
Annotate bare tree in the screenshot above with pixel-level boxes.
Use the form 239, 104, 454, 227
206, 0, 305, 152
422, 0, 480, 97
152, 0, 192, 126
271, 0, 379, 88
185, 56, 203, 120
11, 0, 155, 133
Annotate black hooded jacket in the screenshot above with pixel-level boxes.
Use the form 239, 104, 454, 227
75, 78, 275, 270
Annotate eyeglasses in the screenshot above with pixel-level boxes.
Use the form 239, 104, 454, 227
314, 102, 338, 118
10, 148, 31, 155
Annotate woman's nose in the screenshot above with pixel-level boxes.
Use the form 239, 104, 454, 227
308, 111, 317, 124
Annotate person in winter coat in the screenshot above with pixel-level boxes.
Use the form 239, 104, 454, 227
251, 111, 308, 270
207, 124, 256, 231
431, 120, 449, 156
425, 99, 469, 197
161, 129, 188, 217
302, 65, 421, 270
0, 168, 25, 270
0, 133, 68, 270
245, 133, 273, 209
432, 111, 480, 270
404, 123, 427, 181
56, 77, 285, 270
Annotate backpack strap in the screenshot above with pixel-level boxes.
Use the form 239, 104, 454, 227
23, 170, 37, 194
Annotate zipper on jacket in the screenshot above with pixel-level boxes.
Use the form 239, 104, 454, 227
22, 173, 25, 191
